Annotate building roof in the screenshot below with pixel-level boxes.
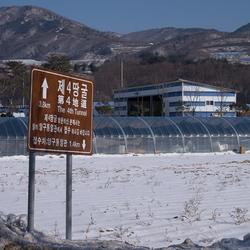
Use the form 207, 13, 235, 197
114, 79, 238, 93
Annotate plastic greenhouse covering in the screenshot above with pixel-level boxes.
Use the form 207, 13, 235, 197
0, 117, 28, 156
1, 117, 250, 156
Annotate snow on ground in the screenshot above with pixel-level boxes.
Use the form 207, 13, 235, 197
1, 151, 250, 249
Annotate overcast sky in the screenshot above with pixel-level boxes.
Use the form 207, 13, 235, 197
1, 0, 250, 34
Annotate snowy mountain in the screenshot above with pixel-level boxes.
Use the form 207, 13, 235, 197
0, 6, 120, 60
1, 6, 250, 63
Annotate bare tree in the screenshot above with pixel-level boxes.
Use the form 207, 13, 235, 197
155, 84, 166, 117
0, 61, 29, 115
184, 84, 201, 116
215, 87, 230, 117
175, 101, 191, 116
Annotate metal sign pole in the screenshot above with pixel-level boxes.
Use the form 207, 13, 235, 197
28, 151, 36, 231
66, 154, 72, 240
27, 67, 93, 240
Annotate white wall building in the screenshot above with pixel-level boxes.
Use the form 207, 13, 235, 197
114, 79, 237, 117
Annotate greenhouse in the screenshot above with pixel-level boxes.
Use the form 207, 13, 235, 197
1, 117, 250, 156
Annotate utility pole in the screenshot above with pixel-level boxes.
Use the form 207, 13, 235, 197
23, 77, 24, 108
118, 59, 124, 117
121, 59, 123, 88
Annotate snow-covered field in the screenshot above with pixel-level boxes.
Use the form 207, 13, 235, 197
1, 151, 250, 249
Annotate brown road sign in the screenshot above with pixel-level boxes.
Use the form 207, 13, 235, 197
27, 66, 94, 155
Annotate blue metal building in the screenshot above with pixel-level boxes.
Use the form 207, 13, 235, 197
114, 79, 237, 117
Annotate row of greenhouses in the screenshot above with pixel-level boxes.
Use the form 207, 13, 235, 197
0, 117, 250, 156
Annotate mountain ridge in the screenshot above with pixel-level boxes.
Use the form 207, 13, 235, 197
0, 5, 120, 60
0, 6, 250, 63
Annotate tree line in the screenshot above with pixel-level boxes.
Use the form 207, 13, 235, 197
0, 61, 29, 116
0, 54, 93, 116
1, 53, 250, 116
93, 54, 250, 105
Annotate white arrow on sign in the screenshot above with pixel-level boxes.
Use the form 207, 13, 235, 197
82, 140, 86, 150
41, 78, 48, 99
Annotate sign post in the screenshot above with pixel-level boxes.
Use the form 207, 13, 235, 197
27, 66, 94, 239
27, 151, 36, 232
66, 154, 72, 240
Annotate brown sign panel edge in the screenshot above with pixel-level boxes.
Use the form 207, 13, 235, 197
27, 66, 94, 155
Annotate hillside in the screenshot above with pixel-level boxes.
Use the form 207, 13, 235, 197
1, 6, 250, 63
0, 6, 121, 60
120, 27, 224, 43
122, 27, 250, 63
233, 23, 250, 35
